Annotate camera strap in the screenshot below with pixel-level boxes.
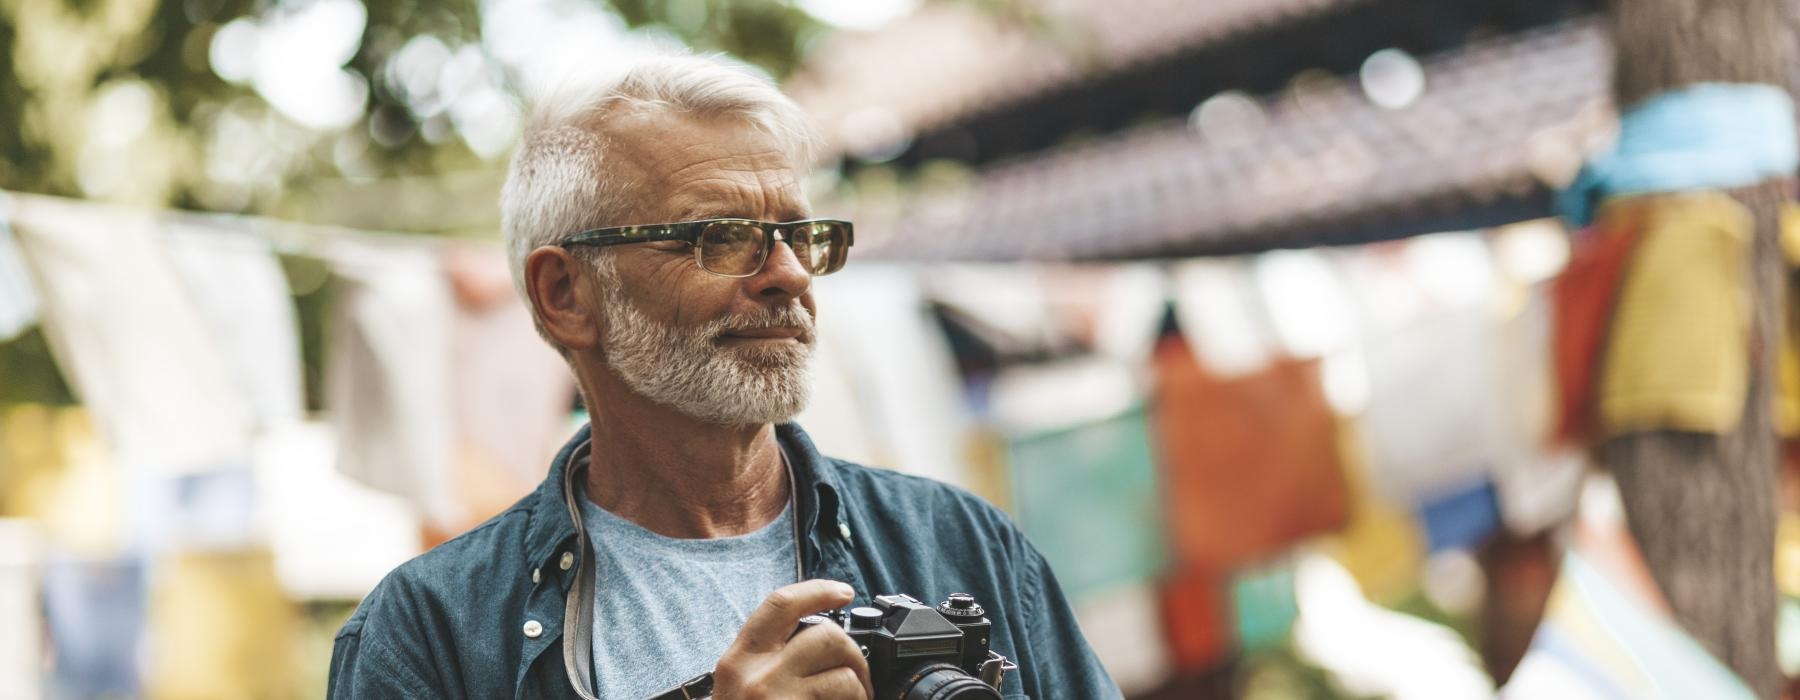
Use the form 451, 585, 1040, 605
647, 672, 714, 700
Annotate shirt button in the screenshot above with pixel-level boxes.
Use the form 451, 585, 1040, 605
531, 568, 540, 584
523, 620, 543, 639
559, 552, 574, 571
838, 523, 852, 539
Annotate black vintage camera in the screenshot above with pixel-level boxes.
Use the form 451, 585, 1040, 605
798, 592, 1018, 700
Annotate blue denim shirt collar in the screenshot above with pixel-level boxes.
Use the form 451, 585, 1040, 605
521, 422, 847, 580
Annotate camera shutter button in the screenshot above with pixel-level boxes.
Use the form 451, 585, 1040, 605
937, 593, 984, 619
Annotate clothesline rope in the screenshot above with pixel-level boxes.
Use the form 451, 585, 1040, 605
0, 190, 492, 265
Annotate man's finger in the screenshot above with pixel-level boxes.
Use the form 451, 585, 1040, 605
781, 624, 868, 679
792, 626, 867, 698
735, 579, 855, 652
801, 666, 868, 700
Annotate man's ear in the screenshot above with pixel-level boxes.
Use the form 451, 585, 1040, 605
524, 246, 604, 352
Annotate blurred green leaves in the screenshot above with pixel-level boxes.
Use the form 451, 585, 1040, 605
611, 0, 825, 78
0, 0, 824, 209
0, 328, 75, 405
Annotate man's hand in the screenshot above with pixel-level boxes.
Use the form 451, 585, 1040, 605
711, 579, 873, 699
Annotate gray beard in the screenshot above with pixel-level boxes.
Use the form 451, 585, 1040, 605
600, 290, 815, 426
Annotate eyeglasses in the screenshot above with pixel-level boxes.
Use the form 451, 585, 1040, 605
558, 218, 855, 278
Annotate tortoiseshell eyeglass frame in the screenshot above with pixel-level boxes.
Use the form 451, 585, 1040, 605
558, 218, 855, 278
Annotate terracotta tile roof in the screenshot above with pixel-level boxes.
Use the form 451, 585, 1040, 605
844, 19, 1614, 261
786, 0, 1373, 156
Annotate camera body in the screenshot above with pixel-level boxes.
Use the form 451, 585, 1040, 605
798, 592, 1017, 699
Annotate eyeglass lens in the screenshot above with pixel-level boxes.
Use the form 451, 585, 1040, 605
697, 221, 844, 277
698, 221, 766, 276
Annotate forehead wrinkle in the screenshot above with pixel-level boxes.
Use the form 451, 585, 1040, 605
624, 159, 768, 222
754, 162, 809, 220
664, 166, 803, 222
667, 176, 765, 220
651, 147, 788, 188
601, 108, 798, 220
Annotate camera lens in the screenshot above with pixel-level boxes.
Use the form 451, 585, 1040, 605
899, 663, 1002, 700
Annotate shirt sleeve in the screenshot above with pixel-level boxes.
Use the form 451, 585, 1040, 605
327, 586, 455, 700
1014, 537, 1123, 699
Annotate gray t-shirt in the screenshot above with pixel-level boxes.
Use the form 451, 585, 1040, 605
581, 491, 798, 699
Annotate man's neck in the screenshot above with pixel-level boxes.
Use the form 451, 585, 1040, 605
578, 373, 790, 540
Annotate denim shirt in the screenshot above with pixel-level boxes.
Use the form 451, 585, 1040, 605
328, 423, 1119, 699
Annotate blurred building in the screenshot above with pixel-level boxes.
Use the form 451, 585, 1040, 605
788, 0, 1606, 259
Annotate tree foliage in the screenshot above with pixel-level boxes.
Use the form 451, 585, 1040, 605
0, 0, 823, 209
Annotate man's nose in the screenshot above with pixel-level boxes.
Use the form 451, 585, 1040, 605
747, 233, 811, 302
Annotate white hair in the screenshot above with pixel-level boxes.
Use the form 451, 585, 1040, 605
500, 51, 821, 305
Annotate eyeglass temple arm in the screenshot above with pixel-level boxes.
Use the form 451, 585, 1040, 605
561, 220, 854, 249
560, 224, 693, 248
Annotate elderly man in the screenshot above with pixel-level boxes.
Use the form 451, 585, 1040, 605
328, 53, 1117, 699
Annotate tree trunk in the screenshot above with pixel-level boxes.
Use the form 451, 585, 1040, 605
1603, 1, 1790, 697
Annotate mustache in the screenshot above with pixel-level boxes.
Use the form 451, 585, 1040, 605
707, 304, 816, 341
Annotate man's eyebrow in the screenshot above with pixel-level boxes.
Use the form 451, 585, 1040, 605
672, 206, 736, 222
667, 203, 810, 223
